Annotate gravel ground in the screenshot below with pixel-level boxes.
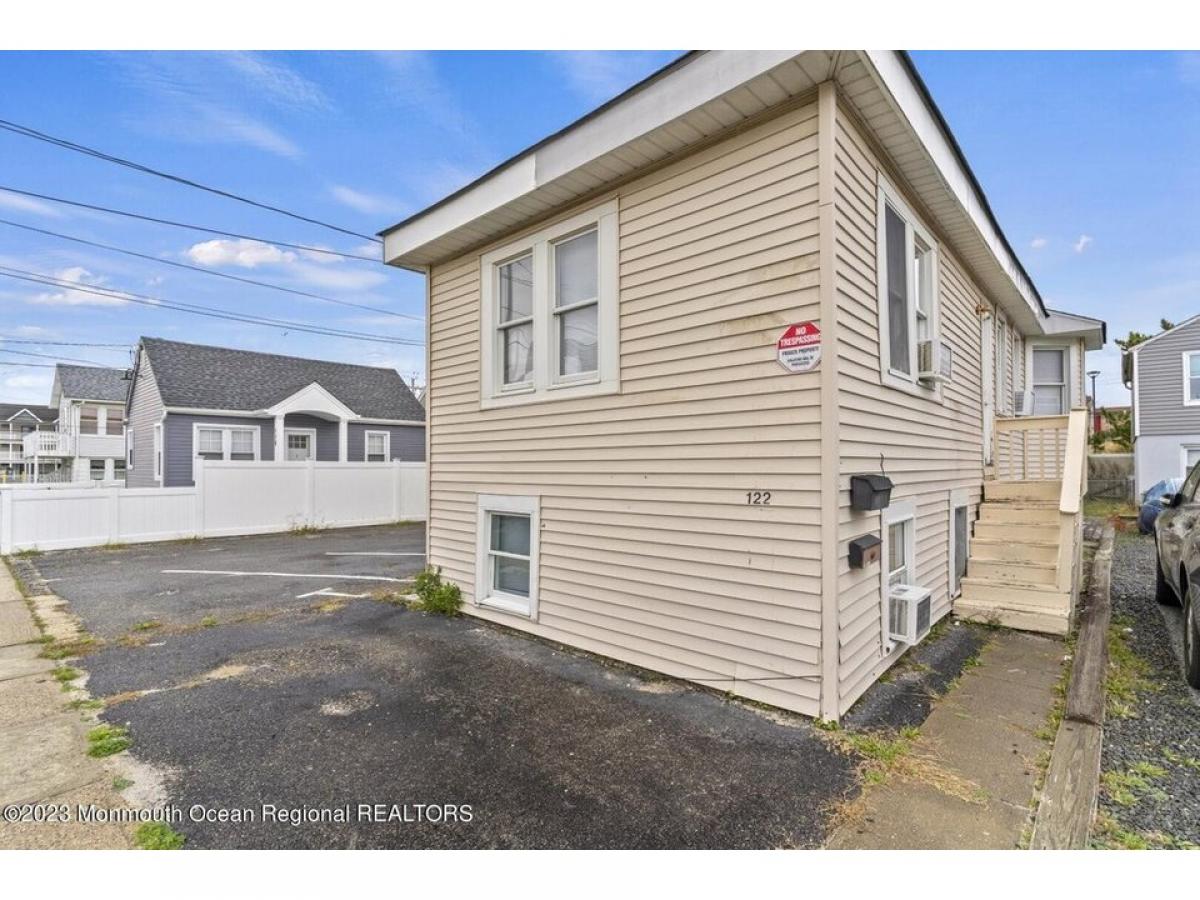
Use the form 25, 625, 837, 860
1099, 532, 1200, 846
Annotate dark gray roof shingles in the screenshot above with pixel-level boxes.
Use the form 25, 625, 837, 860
140, 337, 424, 421
55, 365, 130, 403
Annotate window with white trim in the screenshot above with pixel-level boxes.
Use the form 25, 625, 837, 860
1185, 352, 1200, 405
1031, 347, 1068, 415
153, 423, 163, 482
878, 179, 938, 390
365, 430, 390, 462
126, 430, 134, 470
194, 424, 259, 462
882, 499, 919, 645
475, 495, 539, 618
480, 201, 618, 408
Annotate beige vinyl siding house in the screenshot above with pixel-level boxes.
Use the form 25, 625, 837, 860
384, 51, 1104, 720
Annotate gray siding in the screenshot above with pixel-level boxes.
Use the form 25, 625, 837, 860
125, 350, 165, 488
163, 414, 274, 487
283, 413, 338, 460
1136, 318, 1200, 436
347, 423, 425, 462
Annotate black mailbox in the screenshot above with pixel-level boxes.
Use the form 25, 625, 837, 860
848, 533, 882, 568
850, 474, 893, 511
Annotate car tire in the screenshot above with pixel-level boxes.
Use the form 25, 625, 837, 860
1184, 588, 1200, 689
1156, 546, 1180, 606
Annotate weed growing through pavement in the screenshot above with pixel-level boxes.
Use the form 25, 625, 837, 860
134, 822, 185, 850
112, 776, 134, 791
413, 566, 462, 615
85, 723, 131, 757
1105, 617, 1155, 719
200, 616, 218, 628
52, 666, 81, 689
132, 620, 162, 632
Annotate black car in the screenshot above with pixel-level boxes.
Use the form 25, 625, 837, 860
1152, 463, 1200, 688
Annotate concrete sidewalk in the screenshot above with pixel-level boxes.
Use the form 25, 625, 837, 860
828, 630, 1066, 849
0, 560, 133, 849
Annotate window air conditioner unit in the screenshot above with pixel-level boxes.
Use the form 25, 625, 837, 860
888, 583, 933, 646
1013, 390, 1033, 416
917, 340, 952, 383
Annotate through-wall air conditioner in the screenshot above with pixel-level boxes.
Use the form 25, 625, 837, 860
1013, 390, 1033, 416
917, 340, 952, 383
888, 583, 933, 646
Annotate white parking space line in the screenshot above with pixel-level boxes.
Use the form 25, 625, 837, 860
296, 587, 373, 600
323, 552, 426, 557
162, 569, 407, 583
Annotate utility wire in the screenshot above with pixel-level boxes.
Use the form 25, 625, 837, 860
0, 185, 378, 262
0, 117, 381, 244
0, 338, 131, 348
0, 217, 421, 322
0, 346, 120, 367
0, 361, 60, 368
0, 266, 423, 347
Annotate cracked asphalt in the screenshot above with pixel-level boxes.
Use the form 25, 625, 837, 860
28, 524, 860, 849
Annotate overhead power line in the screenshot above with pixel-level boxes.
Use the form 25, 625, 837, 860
0, 185, 378, 262
0, 265, 422, 348
0, 338, 131, 348
0, 361, 60, 368
0, 346, 123, 367
0, 217, 421, 322
0, 117, 381, 244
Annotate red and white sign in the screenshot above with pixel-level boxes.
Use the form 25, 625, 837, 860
777, 321, 821, 373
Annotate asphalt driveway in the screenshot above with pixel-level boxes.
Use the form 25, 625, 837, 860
25, 524, 859, 849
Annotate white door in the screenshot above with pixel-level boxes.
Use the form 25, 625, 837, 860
981, 312, 995, 463
285, 431, 313, 461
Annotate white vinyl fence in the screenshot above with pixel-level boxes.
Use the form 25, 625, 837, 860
0, 460, 426, 553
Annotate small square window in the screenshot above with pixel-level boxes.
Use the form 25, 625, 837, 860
365, 431, 389, 463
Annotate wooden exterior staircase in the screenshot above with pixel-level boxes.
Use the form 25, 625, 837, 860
957, 409, 1089, 635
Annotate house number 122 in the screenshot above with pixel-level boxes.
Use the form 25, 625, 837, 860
746, 491, 772, 505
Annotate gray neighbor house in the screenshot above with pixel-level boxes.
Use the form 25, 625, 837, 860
126, 337, 426, 489
1128, 315, 1200, 494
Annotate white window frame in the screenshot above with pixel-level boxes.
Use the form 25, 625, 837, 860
191, 423, 262, 464
876, 177, 940, 397
126, 429, 134, 470
881, 499, 918, 649
364, 429, 390, 463
475, 494, 540, 619
283, 427, 317, 461
1183, 351, 1200, 406
948, 489, 970, 600
1180, 444, 1200, 479
1028, 344, 1069, 416
152, 423, 163, 483
479, 200, 619, 409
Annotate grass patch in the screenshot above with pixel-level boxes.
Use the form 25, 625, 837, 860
1092, 812, 1198, 850
52, 665, 81, 688
134, 822, 185, 850
39, 634, 98, 660
132, 620, 162, 632
288, 523, 327, 536
12, 547, 42, 558
1105, 618, 1155, 719
412, 566, 462, 616
200, 615, 218, 628
112, 776, 134, 791
1083, 498, 1137, 521
100, 542, 129, 551
1101, 763, 1168, 808
66, 697, 104, 711
85, 723, 131, 757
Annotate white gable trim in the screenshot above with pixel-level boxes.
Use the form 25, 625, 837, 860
5, 408, 44, 422
263, 382, 357, 420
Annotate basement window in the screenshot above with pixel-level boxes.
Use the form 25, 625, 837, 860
479, 200, 618, 408
475, 494, 539, 618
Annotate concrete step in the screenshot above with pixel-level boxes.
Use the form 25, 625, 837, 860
973, 521, 1061, 543
969, 538, 1060, 565
954, 599, 1071, 636
969, 559, 1058, 586
984, 480, 1061, 503
960, 576, 1070, 613
978, 503, 1060, 526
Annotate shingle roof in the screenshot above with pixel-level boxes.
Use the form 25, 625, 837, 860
0, 403, 58, 423
55, 365, 130, 403
140, 337, 425, 422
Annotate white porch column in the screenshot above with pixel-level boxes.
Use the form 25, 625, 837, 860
338, 418, 348, 462
274, 414, 285, 461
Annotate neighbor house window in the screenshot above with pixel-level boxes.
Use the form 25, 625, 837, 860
90, 459, 105, 481
126, 431, 134, 470
1185, 352, 1200, 405
878, 179, 938, 390
1031, 347, 1068, 415
475, 495, 539, 618
365, 430, 390, 462
153, 423, 163, 482
479, 200, 618, 408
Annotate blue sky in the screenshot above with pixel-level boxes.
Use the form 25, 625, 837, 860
0, 51, 1193, 406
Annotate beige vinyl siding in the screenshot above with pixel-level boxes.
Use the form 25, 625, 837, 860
831, 105, 989, 713
427, 100, 826, 715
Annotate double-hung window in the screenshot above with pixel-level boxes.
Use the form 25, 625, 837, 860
480, 200, 618, 408
1184, 352, 1200, 406
1031, 347, 1068, 415
878, 179, 938, 392
194, 424, 260, 463
365, 430, 390, 462
475, 495, 539, 618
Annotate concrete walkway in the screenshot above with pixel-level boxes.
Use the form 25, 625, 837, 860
828, 630, 1066, 849
0, 561, 133, 849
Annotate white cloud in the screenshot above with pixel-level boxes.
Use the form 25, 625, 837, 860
290, 263, 387, 292
329, 185, 395, 216
192, 103, 302, 159
0, 190, 63, 218
28, 267, 127, 307
1030, 237, 1048, 250
220, 52, 330, 111
187, 239, 297, 269
549, 51, 677, 104
1074, 234, 1094, 253
0, 371, 53, 404
11, 324, 54, 337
